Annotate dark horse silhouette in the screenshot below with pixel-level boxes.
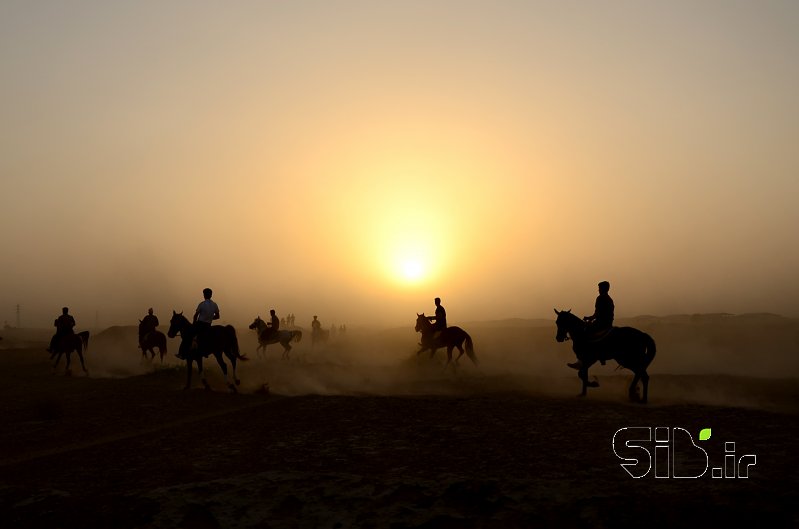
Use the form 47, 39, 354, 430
138, 322, 168, 363
415, 313, 478, 368
248, 316, 303, 360
50, 331, 91, 375
311, 327, 329, 348
554, 309, 656, 403
167, 311, 247, 392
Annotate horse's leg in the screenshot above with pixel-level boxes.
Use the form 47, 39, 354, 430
52, 351, 62, 372
454, 343, 465, 366
77, 348, 88, 374
198, 357, 211, 390
578, 366, 590, 396
64, 352, 72, 376
577, 361, 599, 396
184, 358, 194, 390
214, 352, 235, 393
628, 372, 642, 402
640, 370, 650, 404
445, 346, 454, 370
283, 341, 292, 360
227, 354, 239, 391
230, 353, 240, 386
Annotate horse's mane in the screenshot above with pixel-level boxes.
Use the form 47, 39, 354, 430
556, 309, 589, 335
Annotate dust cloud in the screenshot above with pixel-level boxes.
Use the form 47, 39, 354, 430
9, 312, 793, 412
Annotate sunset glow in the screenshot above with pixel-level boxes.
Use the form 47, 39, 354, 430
1, 2, 798, 327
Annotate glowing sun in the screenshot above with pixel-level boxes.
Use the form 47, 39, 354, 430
399, 258, 425, 282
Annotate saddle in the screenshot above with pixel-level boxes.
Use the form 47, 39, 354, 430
138, 331, 153, 346
583, 327, 614, 365
585, 326, 613, 343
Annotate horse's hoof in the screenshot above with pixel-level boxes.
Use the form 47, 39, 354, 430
229, 385, 238, 394
235, 379, 241, 386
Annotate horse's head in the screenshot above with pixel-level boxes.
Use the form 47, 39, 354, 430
415, 313, 430, 333
167, 310, 188, 338
554, 308, 579, 342
248, 316, 263, 330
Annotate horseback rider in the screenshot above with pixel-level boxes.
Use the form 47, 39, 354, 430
138, 308, 159, 347
311, 315, 321, 334
425, 297, 447, 344
178, 288, 219, 359
262, 309, 280, 341
47, 307, 76, 353
568, 281, 615, 370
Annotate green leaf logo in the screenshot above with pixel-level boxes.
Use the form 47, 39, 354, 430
699, 428, 712, 441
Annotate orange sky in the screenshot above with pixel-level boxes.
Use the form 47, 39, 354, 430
1, 1, 798, 328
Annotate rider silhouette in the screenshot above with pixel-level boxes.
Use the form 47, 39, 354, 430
179, 288, 219, 359
138, 308, 159, 347
425, 297, 447, 343
263, 309, 280, 341
568, 281, 615, 370
47, 307, 75, 353
311, 315, 321, 333
585, 281, 614, 332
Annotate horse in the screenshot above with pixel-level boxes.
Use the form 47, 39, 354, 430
50, 331, 91, 375
248, 316, 303, 360
138, 325, 168, 363
415, 313, 478, 368
554, 309, 656, 403
167, 311, 247, 392
311, 327, 329, 348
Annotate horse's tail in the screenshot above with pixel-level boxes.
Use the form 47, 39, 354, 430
464, 332, 478, 366
79, 331, 90, 353
293, 330, 303, 343
226, 325, 248, 361
643, 332, 656, 367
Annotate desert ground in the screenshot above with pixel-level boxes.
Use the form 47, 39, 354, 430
1, 315, 797, 528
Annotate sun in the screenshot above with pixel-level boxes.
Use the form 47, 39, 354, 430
399, 258, 425, 282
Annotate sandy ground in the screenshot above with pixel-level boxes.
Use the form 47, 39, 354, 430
1, 322, 797, 528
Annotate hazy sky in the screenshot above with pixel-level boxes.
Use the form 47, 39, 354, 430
2, 1, 798, 328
